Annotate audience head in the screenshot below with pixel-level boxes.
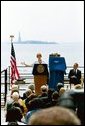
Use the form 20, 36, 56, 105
25, 89, 32, 97
28, 106, 81, 125
57, 92, 75, 111
52, 91, 59, 101
57, 83, 64, 92
74, 84, 82, 89
12, 102, 24, 114
28, 84, 35, 93
12, 92, 19, 101
67, 88, 84, 125
6, 106, 22, 122
40, 85, 48, 93
11, 84, 19, 96
59, 87, 66, 96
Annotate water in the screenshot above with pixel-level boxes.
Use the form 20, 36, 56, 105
1, 42, 84, 72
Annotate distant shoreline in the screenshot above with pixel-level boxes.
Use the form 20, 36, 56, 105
13, 40, 58, 44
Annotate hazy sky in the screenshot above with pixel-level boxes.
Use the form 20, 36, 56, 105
1, 1, 84, 43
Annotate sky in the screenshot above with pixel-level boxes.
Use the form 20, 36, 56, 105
1, 1, 84, 43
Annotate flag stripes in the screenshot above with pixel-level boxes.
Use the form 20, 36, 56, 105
10, 42, 20, 85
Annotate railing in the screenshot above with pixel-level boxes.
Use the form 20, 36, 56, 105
1, 69, 7, 106
1, 66, 84, 106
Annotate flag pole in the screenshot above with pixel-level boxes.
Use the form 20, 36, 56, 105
10, 35, 21, 86
10, 35, 14, 87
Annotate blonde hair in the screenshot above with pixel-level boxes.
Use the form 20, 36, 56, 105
36, 53, 42, 58
40, 85, 48, 92
12, 92, 19, 101
59, 87, 66, 96
74, 84, 82, 89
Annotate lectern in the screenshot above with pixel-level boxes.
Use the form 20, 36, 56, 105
49, 56, 67, 91
32, 64, 49, 95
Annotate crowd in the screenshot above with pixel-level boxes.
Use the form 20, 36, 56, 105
2, 81, 84, 125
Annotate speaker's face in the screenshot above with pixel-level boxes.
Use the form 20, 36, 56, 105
37, 55, 42, 59
37, 53, 42, 59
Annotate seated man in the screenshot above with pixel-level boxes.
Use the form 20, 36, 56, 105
68, 63, 81, 85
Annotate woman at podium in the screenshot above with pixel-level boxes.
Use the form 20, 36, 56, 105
21, 53, 49, 95
21, 53, 45, 66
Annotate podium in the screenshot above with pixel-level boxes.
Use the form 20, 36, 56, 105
32, 64, 49, 95
49, 56, 67, 90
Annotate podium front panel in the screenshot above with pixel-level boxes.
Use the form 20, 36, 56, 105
34, 75, 48, 95
49, 56, 67, 71
32, 64, 49, 75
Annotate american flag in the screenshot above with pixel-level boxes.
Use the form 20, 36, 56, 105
10, 42, 20, 85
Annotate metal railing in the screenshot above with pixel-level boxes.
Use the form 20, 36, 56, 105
1, 69, 7, 106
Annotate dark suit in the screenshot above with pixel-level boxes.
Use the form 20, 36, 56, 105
68, 69, 81, 85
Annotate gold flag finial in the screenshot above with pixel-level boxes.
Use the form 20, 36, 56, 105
10, 35, 14, 43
